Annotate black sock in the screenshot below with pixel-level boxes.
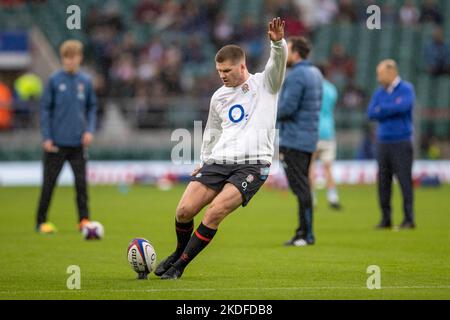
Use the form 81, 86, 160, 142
175, 219, 194, 256
174, 222, 217, 270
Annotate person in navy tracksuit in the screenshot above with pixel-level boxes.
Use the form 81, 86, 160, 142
277, 37, 323, 246
368, 59, 416, 230
36, 40, 97, 233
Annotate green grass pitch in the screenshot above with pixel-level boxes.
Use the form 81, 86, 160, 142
0, 184, 449, 300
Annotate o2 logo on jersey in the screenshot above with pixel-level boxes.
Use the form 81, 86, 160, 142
228, 104, 248, 123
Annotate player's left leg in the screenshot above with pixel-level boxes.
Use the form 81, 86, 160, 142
161, 183, 243, 280
67, 147, 90, 230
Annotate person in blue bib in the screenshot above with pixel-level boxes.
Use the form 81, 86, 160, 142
36, 40, 97, 234
310, 68, 341, 210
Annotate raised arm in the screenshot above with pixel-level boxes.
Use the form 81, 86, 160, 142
200, 97, 222, 165
264, 17, 288, 94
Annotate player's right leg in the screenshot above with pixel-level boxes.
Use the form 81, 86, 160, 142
154, 181, 218, 276
161, 183, 243, 280
36, 149, 66, 234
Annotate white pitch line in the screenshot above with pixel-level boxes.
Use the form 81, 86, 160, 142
1, 285, 450, 294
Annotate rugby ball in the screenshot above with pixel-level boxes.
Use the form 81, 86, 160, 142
127, 238, 157, 279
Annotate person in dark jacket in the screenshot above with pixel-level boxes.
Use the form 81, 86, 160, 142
368, 59, 416, 229
277, 37, 323, 246
36, 40, 97, 234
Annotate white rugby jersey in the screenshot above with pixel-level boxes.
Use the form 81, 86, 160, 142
200, 39, 288, 165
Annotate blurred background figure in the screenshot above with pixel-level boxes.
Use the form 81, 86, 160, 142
310, 65, 341, 210
399, 0, 420, 26
278, 36, 322, 247
368, 60, 416, 230
13, 73, 43, 128
35, 40, 97, 234
419, 0, 443, 25
0, 81, 13, 130
423, 27, 450, 76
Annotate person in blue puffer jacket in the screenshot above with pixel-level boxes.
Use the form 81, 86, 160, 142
277, 36, 323, 247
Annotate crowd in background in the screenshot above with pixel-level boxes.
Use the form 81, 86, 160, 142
0, 0, 449, 159
82, 0, 449, 103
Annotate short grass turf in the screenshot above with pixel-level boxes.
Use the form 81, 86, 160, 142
0, 184, 449, 300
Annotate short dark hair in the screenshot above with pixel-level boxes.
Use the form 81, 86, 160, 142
215, 45, 245, 64
288, 36, 311, 59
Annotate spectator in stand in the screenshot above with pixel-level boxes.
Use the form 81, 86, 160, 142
180, 0, 209, 33
183, 34, 206, 64
399, 0, 420, 26
312, 0, 338, 27
424, 27, 450, 76
275, 0, 308, 37
160, 66, 183, 94
86, 6, 101, 35
337, 0, 358, 23
135, 0, 161, 24
212, 10, 234, 49
102, 1, 124, 33
87, 3, 124, 94
326, 43, 355, 88
144, 36, 165, 63
137, 54, 158, 84
154, 0, 181, 31
0, 0, 25, 7
420, 0, 443, 25
235, 15, 264, 70
341, 79, 366, 110
120, 32, 139, 59
110, 53, 137, 96
0, 81, 13, 130
381, 3, 396, 25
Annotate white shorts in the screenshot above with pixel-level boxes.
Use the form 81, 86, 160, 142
316, 140, 336, 164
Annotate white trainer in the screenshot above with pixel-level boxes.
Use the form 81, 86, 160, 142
292, 239, 309, 247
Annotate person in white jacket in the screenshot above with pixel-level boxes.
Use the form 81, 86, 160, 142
155, 17, 288, 280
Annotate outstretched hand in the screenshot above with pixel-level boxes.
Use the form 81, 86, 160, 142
268, 17, 285, 42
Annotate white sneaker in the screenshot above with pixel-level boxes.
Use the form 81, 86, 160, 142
292, 239, 309, 247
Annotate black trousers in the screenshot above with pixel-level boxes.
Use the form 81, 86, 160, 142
36, 147, 90, 225
280, 146, 314, 243
377, 141, 414, 224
